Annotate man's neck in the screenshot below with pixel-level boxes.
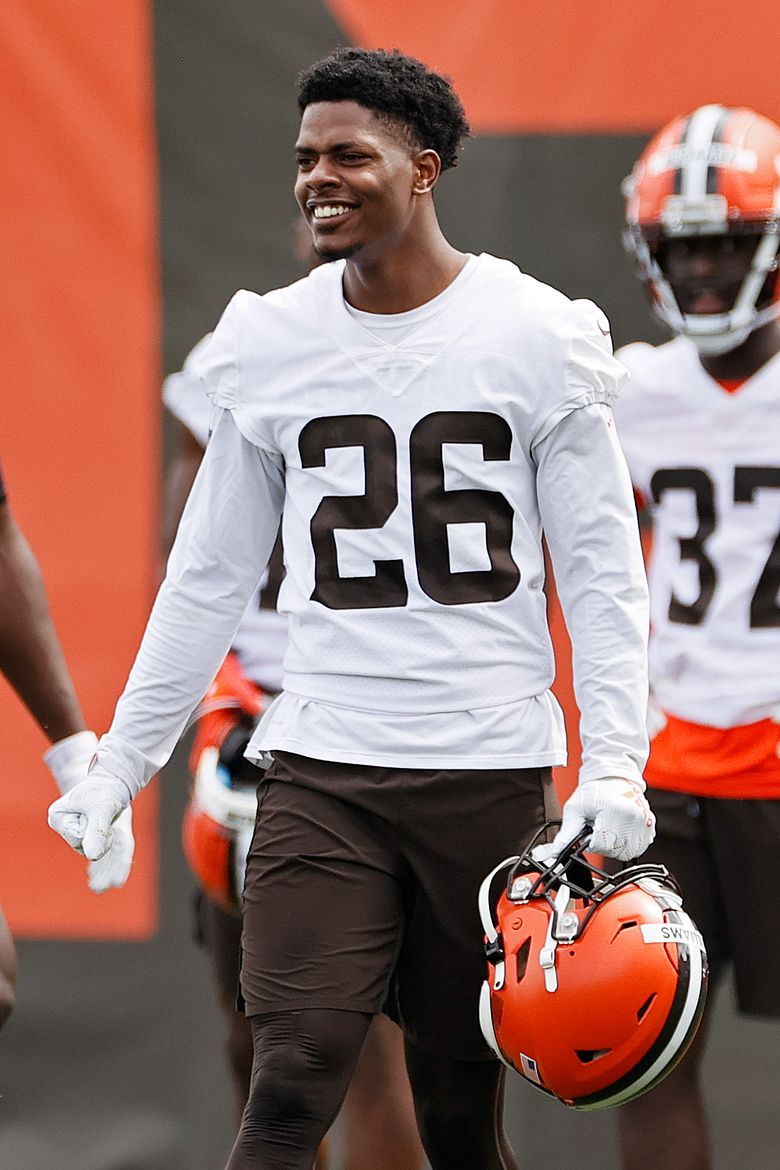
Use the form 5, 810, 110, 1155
342, 229, 467, 315
700, 320, 780, 382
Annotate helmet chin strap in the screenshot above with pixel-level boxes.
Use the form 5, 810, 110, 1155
538, 884, 572, 993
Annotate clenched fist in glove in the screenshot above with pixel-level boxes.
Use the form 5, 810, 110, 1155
46, 732, 135, 893
535, 777, 656, 865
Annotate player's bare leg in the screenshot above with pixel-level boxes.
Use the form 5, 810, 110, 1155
616, 1011, 712, 1170
341, 1014, 425, 1170
404, 1039, 518, 1170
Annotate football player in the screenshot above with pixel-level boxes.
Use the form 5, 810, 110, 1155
49, 48, 653, 1170
163, 339, 424, 1167
614, 104, 780, 1170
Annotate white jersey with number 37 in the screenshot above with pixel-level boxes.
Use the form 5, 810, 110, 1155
614, 336, 780, 728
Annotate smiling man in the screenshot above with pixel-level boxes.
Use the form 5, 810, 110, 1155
48, 48, 653, 1170
615, 104, 780, 1170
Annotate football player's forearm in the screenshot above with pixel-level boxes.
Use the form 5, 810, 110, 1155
0, 509, 86, 742
0, 906, 17, 1030
537, 403, 650, 784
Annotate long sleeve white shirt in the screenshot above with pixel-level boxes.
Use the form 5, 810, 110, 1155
95, 400, 648, 796
95, 255, 649, 795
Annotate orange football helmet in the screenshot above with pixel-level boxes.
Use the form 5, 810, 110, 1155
623, 104, 780, 353
478, 823, 708, 1110
182, 652, 265, 914
182, 743, 257, 915
188, 651, 265, 774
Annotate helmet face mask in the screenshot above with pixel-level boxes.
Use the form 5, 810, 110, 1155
623, 104, 780, 354
478, 823, 708, 1111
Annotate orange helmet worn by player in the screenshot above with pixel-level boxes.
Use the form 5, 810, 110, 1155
623, 104, 780, 354
478, 823, 708, 1111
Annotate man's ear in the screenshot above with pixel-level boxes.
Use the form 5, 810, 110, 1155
412, 149, 442, 195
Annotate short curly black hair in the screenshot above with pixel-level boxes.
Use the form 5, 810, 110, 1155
297, 47, 470, 171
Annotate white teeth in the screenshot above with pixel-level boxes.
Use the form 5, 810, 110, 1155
312, 205, 352, 219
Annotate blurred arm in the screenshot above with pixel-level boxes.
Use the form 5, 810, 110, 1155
0, 500, 86, 742
0, 904, 17, 1030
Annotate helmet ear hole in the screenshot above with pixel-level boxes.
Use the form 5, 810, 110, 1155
576, 1048, 612, 1064
515, 938, 531, 983
611, 919, 639, 943
637, 993, 656, 1022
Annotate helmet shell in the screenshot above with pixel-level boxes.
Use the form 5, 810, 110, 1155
479, 838, 708, 1110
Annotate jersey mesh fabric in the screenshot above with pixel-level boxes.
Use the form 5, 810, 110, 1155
196, 255, 629, 717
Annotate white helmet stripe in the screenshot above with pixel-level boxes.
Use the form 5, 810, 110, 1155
589, 910, 705, 1110
478, 981, 515, 1070
681, 104, 727, 200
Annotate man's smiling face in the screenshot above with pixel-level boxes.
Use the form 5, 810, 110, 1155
294, 101, 419, 262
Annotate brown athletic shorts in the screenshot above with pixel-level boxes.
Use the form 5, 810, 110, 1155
639, 786, 780, 1018
240, 751, 558, 1060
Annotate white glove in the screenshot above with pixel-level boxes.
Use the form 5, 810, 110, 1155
535, 778, 656, 864
83, 807, 135, 893
45, 733, 136, 892
43, 730, 99, 793
48, 774, 133, 878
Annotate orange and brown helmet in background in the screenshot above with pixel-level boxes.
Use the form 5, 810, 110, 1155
623, 104, 780, 353
182, 652, 266, 914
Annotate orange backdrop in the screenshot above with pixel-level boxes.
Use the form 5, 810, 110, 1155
0, 1, 159, 938
4, 1, 741, 939
328, 0, 780, 131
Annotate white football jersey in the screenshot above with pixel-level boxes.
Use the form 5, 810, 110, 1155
94, 252, 649, 789
163, 338, 286, 692
200, 255, 623, 713
185, 254, 646, 774
614, 336, 780, 728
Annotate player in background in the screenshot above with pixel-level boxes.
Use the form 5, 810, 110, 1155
163, 337, 424, 1168
0, 463, 129, 1025
50, 48, 653, 1170
614, 104, 780, 1170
